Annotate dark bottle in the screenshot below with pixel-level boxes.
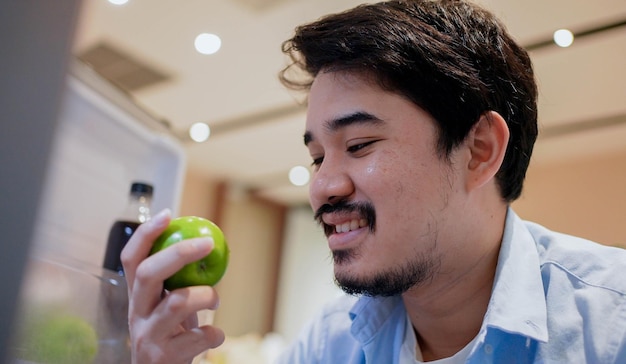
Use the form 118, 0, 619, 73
98, 182, 153, 363
103, 182, 153, 275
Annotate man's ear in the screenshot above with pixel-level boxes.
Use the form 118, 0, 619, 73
466, 111, 510, 192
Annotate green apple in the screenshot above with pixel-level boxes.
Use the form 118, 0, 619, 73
150, 216, 229, 290
20, 311, 98, 364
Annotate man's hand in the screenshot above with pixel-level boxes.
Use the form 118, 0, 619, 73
121, 209, 225, 364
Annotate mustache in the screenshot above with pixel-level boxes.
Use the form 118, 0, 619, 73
314, 200, 376, 234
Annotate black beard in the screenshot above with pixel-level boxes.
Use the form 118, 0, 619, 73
333, 249, 439, 297
313, 200, 376, 236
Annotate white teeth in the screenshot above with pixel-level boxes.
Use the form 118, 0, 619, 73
335, 219, 368, 233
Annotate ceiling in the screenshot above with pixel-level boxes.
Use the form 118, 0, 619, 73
71, 0, 626, 206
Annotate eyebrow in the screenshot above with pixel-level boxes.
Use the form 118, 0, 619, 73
303, 111, 383, 146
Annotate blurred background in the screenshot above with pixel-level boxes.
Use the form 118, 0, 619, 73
2, 0, 625, 363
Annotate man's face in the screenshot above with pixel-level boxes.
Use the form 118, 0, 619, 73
305, 71, 468, 296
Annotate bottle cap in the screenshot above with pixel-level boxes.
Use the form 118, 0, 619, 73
130, 182, 154, 197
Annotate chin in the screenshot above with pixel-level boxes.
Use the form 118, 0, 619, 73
334, 272, 410, 297
333, 251, 439, 297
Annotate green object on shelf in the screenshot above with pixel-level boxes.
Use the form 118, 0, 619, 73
20, 311, 98, 364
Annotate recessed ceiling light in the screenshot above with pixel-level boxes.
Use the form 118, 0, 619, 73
189, 122, 211, 143
289, 166, 310, 187
553, 29, 574, 47
108, 0, 129, 5
194, 33, 222, 55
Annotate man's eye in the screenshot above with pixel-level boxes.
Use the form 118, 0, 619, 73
311, 156, 323, 167
347, 140, 377, 153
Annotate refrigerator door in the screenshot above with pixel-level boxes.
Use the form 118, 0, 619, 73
11, 59, 187, 363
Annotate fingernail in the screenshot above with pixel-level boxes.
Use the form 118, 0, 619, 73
211, 298, 220, 310
150, 209, 171, 228
192, 237, 214, 251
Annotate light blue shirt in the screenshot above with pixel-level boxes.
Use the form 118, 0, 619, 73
277, 209, 626, 363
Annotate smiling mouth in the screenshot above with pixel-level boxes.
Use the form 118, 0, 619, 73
322, 217, 371, 238
315, 200, 377, 237
334, 219, 368, 233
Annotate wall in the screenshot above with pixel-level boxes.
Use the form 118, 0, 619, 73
273, 205, 344, 342
178, 170, 220, 220
513, 147, 626, 248
212, 189, 286, 336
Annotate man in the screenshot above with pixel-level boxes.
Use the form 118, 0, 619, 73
121, 1, 626, 363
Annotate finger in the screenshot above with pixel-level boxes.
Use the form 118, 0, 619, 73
182, 311, 199, 330
167, 325, 226, 362
121, 208, 172, 292
130, 238, 214, 318
149, 286, 220, 338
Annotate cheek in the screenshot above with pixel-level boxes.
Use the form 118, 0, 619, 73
362, 150, 394, 180
365, 149, 444, 217
361, 149, 411, 198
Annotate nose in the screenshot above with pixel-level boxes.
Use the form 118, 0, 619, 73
309, 158, 355, 208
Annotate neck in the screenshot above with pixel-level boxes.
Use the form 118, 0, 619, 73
402, 208, 505, 361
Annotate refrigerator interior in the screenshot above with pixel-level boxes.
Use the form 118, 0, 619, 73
31, 60, 186, 266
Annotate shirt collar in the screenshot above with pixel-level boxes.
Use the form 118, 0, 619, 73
481, 208, 548, 342
349, 295, 404, 343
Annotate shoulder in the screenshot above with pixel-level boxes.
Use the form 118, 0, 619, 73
522, 220, 626, 362
525, 220, 626, 294
276, 295, 360, 364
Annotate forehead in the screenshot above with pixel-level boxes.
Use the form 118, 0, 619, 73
306, 71, 381, 124
305, 71, 434, 140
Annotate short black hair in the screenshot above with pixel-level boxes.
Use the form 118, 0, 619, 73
280, 0, 538, 202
